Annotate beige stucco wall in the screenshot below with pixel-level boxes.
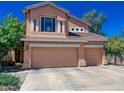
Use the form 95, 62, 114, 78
23, 41, 31, 68
68, 19, 89, 33
30, 5, 66, 20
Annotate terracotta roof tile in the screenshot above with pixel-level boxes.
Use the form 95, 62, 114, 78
22, 32, 106, 42
69, 32, 107, 41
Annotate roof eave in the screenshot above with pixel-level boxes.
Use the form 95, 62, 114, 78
21, 38, 87, 43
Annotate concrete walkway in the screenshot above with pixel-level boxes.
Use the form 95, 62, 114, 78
20, 65, 124, 91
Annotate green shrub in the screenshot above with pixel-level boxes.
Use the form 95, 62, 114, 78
0, 61, 10, 66
0, 73, 20, 87
0, 61, 15, 66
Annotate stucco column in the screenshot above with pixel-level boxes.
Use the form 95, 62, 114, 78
22, 42, 31, 69
26, 10, 31, 35
78, 43, 86, 67
65, 14, 69, 36
57, 21, 61, 33
102, 49, 107, 65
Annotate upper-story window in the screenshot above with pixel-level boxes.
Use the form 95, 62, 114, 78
70, 27, 84, 32
40, 17, 55, 32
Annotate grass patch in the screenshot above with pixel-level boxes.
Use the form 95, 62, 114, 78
0, 73, 21, 90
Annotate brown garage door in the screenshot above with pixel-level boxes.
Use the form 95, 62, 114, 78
85, 48, 102, 66
31, 47, 78, 68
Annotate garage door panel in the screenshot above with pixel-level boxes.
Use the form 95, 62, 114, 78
31, 47, 77, 68
85, 48, 102, 66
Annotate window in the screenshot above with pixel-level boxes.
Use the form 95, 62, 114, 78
40, 17, 55, 32
31, 18, 38, 32
72, 28, 74, 31
81, 28, 83, 31
70, 27, 84, 32
60, 22, 62, 32
76, 28, 79, 31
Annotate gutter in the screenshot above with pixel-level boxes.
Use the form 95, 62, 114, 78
21, 38, 87, 43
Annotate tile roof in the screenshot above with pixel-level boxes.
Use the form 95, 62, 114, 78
69, 32, 107, 41
22, 32, 107, 42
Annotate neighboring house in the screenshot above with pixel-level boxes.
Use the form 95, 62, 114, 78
21, 2, 107, 69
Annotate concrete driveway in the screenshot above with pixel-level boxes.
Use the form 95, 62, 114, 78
20, 65, 124, 91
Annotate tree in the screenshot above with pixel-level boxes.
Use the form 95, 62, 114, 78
0, 14, 25, 62
82, 9, 106, 35
105, 36, 124, 64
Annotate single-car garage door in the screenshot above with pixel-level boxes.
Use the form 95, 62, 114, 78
85, 48, 102, 66
31, 47, 78, 68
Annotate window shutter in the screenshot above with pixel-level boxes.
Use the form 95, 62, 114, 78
36, 18, 39, 32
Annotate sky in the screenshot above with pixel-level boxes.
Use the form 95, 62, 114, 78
0, 1, 124, 37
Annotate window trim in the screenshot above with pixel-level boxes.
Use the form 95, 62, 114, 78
40, 16, 56, 32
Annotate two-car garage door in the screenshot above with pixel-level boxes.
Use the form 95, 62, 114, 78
31, 47, 78, 68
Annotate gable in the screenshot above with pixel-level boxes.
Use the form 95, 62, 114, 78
28, 4, 89, 31
24, 2, 90, 34
29, 4, 67, 20
24, 2, 69, 14
24, 2, 89, 27
68, 16, 89, 31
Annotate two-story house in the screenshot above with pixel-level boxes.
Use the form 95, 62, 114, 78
21, 2, 107, 69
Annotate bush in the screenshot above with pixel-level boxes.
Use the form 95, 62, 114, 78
105, 36, 124, 64
0, 61, 15, 66
0, 73, 20, 87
